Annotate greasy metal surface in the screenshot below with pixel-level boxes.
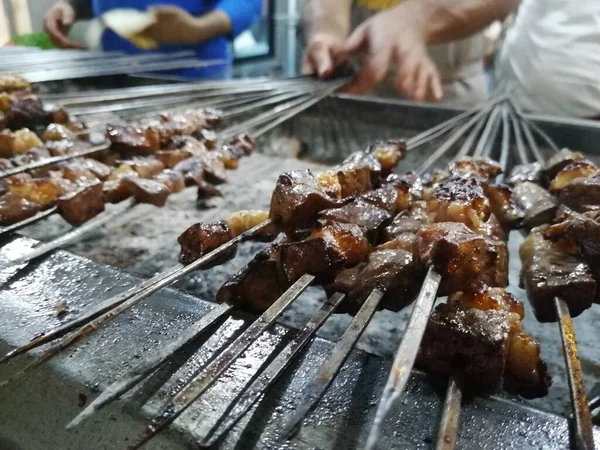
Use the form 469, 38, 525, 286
5, 95, 600, 449
1, 236, 600, 450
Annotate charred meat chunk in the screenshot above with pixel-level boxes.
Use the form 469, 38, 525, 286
448, 283, 524, 319
122, 177, 170, 207
483, 183, 524, 229
0, 128, 43, 157
103, 180, 130, 204
559, 173, 600, 213
366, 140, 406, 175
155, 149, 192, 168
507, 162, 544, 186
385, 171, 424, 199
57, 182, 105, 226
178, 220, 235, 266
118, 157, 165, 179
320, 199, 392, 243
427, 176, 491, 231
417, 305, 511, 391
224, 133, 256, 156
549, 161, 598, 191
153, 169, 185, 194
512, 182, 557, 230
42, 123, 75, 142
543, 210, 600, 257
6, 97, 52, 130
8, 177, 62, 206
383, 201, 428, 242
448, 157, 502, 181
520, 230, 596, 321
106, 125, 161, 154
545, 148, 584, 180
269, 169, 343, 234
0, 191, 42, 225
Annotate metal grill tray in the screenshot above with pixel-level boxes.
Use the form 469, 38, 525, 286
3, 95, 600, 449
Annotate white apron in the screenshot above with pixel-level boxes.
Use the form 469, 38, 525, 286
352, 0, 489, 105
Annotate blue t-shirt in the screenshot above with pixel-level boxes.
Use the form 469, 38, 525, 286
92, 0, 263, 79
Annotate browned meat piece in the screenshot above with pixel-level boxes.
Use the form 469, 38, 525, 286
178, 220, 235, 266
0, 74, 30, 93
11, 147, 51, 167
376, 233, 416, 253
224, 133, 256, 155
6, 97, 52, 130
103, 180, 130, 204
8, 178, 62, 206
216, 245, 287, 313
477, 213, 508, 242
226, 210, 280, 241
512, 182, 557, 230
280, 220, 370, 283
337, 152, 381, 196
106, 125, 161, 154
57, 182, 105, 226
326, 263, 366, 297
0, 128, 43, 157
49, 106, 70, 125
507, 162, 544, 186
383, 201, 428, 242
415, 222, 508, 294
520, 230, 596, 321
385, 171, 424, 200
483, 183, 524, 229
44, 139, 75, 156
550, 161, 598, 191
448, 283, 524, 319
0, 191, 42, 225
335, 249, 420, 314
155, 149, 192, 168
199, 108, 224, 129
42, 123, 75, 142
117, 157, 165, 179
173, 155, 226, 186
448, 157, 502, 181
559, 173, 600, 213
417, 305, 511, 391
153, 169, 185, 193
194, 128, 218, 150
427, 176, 491, 231
545, 148, 584, 180
61, 164, 100, 186
320, 199, 392, 242
364, 183, 411, 214
543, 210, 600, 257
269, 170, 343, 234
366, 140, 406, 175
122, 177, 170, 206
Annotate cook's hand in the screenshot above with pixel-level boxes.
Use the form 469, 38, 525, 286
335, 2, 443, 102
302, 33, 345, 78
44, 0, 85, 49
140, 6, 204, 45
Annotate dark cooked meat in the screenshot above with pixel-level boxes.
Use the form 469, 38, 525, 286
382, 201, 428, 242
122, 177, 170, 206
448, 283, 524, 319
6, 97, 53, 130
543, 210, 600, 257
366, 139, 406, 175
0, 128, 43, 157
512, 182, 557, 230
173, 155, 227, 186
103, 179, 130, 204
178, 220, 235, 266
0, 191, 42, 225
280, 220, 370, 283
57, 182, 105, 226
415, 222, 508, 294
558, 173, 600, 213
118, 157, 165, 179
8, 178, 62, 206
224, 133, 256, 156
545, 148, 584, 180
520, 230, 596, 321
153, 169, 185, 194
385, 171, 424, 199
417, 305, 511, 391
154, 149, 192, 168
448, 157, 502, 181
426, 176, 491, 231
319, 199, 392, 242
328, 249, 421, 314
483, 183, 524, 229
216, 245, 287, 313
549, 161, 598, 191
269, 169, 343, 234
507, 162, 544, 186
106, 125, 161, 154
42, 123, 75, 142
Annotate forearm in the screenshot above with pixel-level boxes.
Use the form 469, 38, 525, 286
404, 0, 519, 44
302, 0, 353, 41
192, 10, 232, 43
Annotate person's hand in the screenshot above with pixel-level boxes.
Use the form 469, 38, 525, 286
302, 33, 345, 78
140, 6, 204, 45
44, 0, 85, 49
334, 2, 443, 102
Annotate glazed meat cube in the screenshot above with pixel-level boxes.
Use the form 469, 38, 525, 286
155, 149, 192, 168
520, 230, 596, 321
483, 183, 524, 229
178, 220, 235, 266
106, 125, 161, 154
42, 123, 75, 142
385, 171, 424, 199
0, 191, 42, 225
269, 170, 343, 234
153, 169, 185, 194
549, 161, 598, 191
366, 139, 406, 175
417, 305, 511, 391
118, 157, 165, 179
0, 128, 43, 157
383, 201, 428, 242
507, 162, 544, 186
543, 210, 600, 257
448, 283, 525, 319
320, 199, 392, 242
122, 177, 170, 207
448, 157, 502, 181
8, 178, 62, 206
194, 128, 218, 150
559, 173, 600, 213
103, 179, 130, 204
545, 148, 584, 180
363, 183, 411, 214
512, 182, 557, 230
224, 133, 256, 155
57, 182, 105, 226
477, 213, 508, 242
6, 97, 52, 130
427, 176, 491, 231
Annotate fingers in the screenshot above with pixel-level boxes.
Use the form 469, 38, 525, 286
335, 25, 367, 61
343, 44, 393, 95
44, 10, 80, 49
302, 38, 336, 78
395, 51, 443, 102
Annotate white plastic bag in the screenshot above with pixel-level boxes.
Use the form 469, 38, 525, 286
495, 0, 600, 117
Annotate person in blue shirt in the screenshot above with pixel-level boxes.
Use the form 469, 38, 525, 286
43, 0, 263, 79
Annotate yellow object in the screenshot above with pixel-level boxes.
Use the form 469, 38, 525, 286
101, 8, 158, 49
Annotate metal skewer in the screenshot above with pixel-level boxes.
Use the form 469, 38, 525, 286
127, 274, 315, 450
0, 207, 58, 239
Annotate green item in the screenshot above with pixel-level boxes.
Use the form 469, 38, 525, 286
10, 33, 56, 49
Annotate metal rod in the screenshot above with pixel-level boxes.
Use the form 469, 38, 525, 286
0, 219, 275, 379
507, 105, 530, 165
281, 289, 384, 441
555, 297, 595, 450
520, 117, 551, 163
0, 207, 57, 238
435, 377, 462, 450
201, 292, 346, 447
364, 267, 442, 450
472, 105, 502, 158
4, 199, 137, 267
128, 274, 315, 450
498, 104, 511, 173
66, 302, 233, 429
454, 108, 490, 160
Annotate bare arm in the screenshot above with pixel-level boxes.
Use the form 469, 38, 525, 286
301, 0, 353, 77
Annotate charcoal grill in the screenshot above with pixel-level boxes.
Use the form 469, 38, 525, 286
1, 88, 600, 450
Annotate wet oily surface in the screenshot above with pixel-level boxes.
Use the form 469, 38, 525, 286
0, 236, 599, 449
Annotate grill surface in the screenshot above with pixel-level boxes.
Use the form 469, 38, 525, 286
3, 95, 600, 449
